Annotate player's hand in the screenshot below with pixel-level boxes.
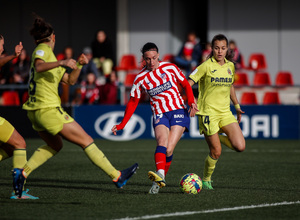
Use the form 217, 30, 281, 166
14, 42, 23, 57
236, 108, 245, 123
188, 103, 199, 117
62, 59, 77, 69
77, 53, 89, 65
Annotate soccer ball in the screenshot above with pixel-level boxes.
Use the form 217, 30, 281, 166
179, 173, 202, 194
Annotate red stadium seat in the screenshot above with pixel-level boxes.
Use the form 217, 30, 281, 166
234, 72, 250, 86
1, 91, 20, 106
253, 72, 272, 86
275, 71, 294, 86
263, 92, 281, 105
240, 92, 258, 105
248, 53, 267, 71
162, 54, 175, 63
115, 54, 138, 72
124, 73, 137, 87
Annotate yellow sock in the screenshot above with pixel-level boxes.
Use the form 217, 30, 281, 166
203, 155, 218, 181
0, 148, 10, 161
219, 134, 234, 150
84, 143, 120, 179
13, 149, 27, 169
23, 145, 57, 177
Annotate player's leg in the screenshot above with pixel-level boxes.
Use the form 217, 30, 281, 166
148, 124, 169, 193
165, 125, 185, 175
60, 120, 138, 188
202, 133, 221, 189
23, 131, 62, 177
198, 115, 221, 189
221, 122, 245, 152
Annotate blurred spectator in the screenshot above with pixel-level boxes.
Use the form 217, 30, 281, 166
12, 49, 30, 84
201, 42, 212, 62
79, 72, 100, 105
91, 30, 114, 76
174, 31, 202, 77
0, 50, 12, 84
99, 71, 118, 104
229, 40, 243, 70
79, 47, 101, 83
56, 46, 74, 105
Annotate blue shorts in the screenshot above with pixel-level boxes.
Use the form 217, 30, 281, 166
152, 109, 190, 132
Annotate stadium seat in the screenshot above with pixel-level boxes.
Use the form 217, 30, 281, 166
162, 54, 175, 63
124, 73, 137, 87
275, 71, 294, 86
115, 54, 138, 72
263, 91, 281, 105
248, 53, 267, 71
253, 72, 272, 86
234, 72, 250, 86
240, 92, 258, 105
1, 91, 20, 106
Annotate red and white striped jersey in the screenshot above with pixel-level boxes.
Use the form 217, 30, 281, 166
130, 61, 187, 115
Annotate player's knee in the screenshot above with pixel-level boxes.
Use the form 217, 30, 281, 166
234, 141, 245, 152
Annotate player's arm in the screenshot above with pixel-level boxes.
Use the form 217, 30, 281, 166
0, 42, 23, 67
180, 78, 198, 117
111, 96, 140, 135
61, 54, 88, 85
230, 85, 244, 123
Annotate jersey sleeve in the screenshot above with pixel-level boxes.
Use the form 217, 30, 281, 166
189, 62, 206, 83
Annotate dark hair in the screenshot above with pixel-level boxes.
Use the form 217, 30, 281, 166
30, 14, 54, 44
141, 42, 159, 54
207, 34, 233, 61
0, 34, 3, 40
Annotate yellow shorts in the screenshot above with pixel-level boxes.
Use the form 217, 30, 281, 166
27, 107, 74, 136
0, 116, 14, 143
198, 113, 237, 136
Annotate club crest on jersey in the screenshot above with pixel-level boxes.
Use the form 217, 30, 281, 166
160, 72, 167, 80
227, 68, 232, 75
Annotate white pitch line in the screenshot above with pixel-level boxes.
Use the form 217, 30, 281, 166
113, 201, 300, 220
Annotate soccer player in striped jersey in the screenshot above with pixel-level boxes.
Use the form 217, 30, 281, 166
0, 34, 38, 199
12, 15, 138, 199
188, 34, 246, 190
112, 42, 198, 194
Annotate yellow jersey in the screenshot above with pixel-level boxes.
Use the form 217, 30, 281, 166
23, 43, 66, 110
189, 57, 235, 116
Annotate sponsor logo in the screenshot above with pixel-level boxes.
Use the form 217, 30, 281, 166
148, 81, 172, 96
174, 114, 184, 119
212, 69, 217, 73
211, 77, 232, 83
94, 111, 146, 141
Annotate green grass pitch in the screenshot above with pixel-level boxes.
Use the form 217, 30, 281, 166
0, 139, 299, 219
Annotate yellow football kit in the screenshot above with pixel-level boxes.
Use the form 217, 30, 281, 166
0, 116, 14, 143
189, 57, 237, 136
23, 43, 73, 135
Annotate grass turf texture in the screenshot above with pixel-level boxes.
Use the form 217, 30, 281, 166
0, 139, 299, 219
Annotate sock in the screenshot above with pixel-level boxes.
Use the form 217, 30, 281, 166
154, 146, 167, 176
0, 148, 10, 161
203, 154, 218, 182
23, 145, 57, 177
13, 149, 27, 169
84, 143, 119, 180
165, 154, 173, 175
219, 134, 234, 150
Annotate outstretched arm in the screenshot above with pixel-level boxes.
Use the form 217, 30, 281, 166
0, 42, 23, 67
111, 96, 140, 135
61, 54, 89, 85
181, 78, 199, 117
